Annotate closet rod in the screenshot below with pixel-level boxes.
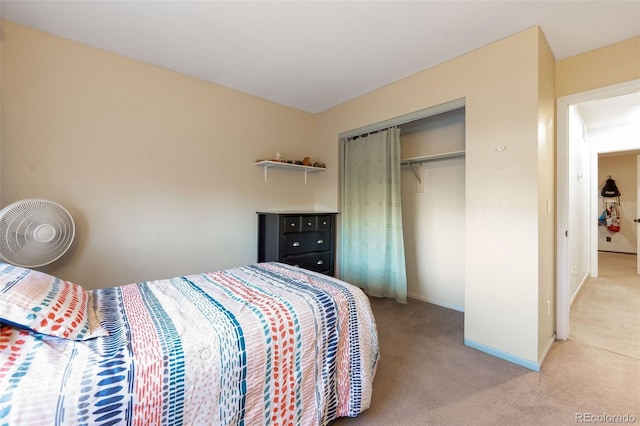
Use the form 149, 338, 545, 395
401, 150, 465, 183
400, 150, 465, 165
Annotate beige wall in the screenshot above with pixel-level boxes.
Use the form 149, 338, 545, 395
556, 36, 640, 98
536, 29, 557, 364
0, 21, 319, 288
315, 27, 550, 368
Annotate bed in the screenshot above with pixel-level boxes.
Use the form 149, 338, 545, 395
0, 261, 378, 425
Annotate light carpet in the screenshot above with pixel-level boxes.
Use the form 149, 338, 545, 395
332, 252, 639, 426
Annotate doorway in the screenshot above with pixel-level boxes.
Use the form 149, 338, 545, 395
596, 152, 639, 263
557, 79, 640, 341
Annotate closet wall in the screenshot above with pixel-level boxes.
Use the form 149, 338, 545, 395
400, 108, 466, 311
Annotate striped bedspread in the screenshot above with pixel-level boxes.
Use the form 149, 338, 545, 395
0, 262, 379, 425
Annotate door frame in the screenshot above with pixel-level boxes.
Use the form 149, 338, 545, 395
556, 79, 640, 341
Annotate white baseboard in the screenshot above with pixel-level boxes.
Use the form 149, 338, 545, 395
538, 333, 556, 368
464, 338, 541, 371
408, 292, 464, 312
569, 272, 589, 308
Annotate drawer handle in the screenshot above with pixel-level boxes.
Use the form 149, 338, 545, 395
322, 221, 327, 225
317, 239, 324, 244
292, 242, 300, 247
317, 260, 324, 265
307, 221, 312, 226
290, 223, 297, 227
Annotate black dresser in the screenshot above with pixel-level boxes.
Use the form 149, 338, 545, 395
257, 212, 338, 276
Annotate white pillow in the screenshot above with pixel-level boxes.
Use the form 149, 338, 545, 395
0, 263, 107, 340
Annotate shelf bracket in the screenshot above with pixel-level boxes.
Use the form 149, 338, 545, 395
400, 150, 465, 184
262, 165, 309, 183
256, 160, 325, 184
408, 162, 422, 184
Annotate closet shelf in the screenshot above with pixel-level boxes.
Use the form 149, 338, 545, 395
255, 160, 326, 184
401, 150, 465, 183
400, 150, 465, 165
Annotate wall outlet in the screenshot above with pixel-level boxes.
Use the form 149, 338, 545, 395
606, 236, 612, 242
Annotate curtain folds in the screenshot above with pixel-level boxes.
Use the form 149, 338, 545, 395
340, 128, 408, 303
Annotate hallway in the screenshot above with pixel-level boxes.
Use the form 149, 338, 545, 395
537, 250, 640, 421
570, 251, 639, 359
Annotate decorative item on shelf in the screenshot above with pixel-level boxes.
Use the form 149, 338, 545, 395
255, 157, 326, 183
256, 154, 326, 169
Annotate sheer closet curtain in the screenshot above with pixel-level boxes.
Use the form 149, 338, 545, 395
340, 128, 408, 303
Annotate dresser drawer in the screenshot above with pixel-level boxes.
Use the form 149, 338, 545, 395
283, 232, 330, 255
301, 216, 317, 231
285, 215, 330, 232
283, 216, 301, 233
316, 215, 331, 231
283, 252, 332, 273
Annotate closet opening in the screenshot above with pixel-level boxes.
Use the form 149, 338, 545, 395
399, 107, 466, 311
338, 98, 466, 311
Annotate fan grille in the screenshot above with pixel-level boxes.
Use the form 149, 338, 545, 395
0, 199, 75, 268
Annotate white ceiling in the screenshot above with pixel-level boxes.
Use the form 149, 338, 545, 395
576, 92, 640, 130
1, 0, 639, 127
